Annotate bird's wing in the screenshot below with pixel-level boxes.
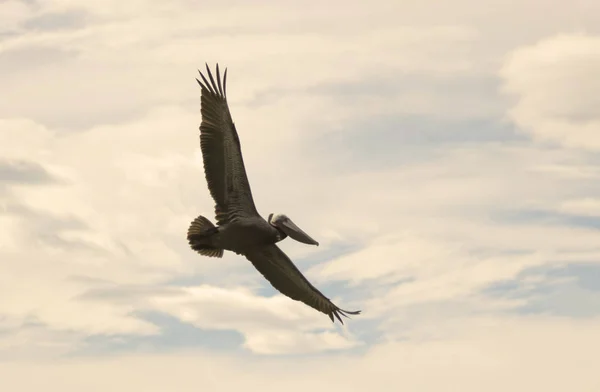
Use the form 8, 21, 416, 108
196, 63, 259, 225
244, 244, 361, 324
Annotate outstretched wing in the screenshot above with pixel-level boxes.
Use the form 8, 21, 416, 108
244, 244, 361, 324
196, 63, 259, 225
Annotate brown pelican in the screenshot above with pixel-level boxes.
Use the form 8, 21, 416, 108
187, 64, 361, 324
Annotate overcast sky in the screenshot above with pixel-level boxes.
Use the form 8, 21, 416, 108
1, 0, 600, 390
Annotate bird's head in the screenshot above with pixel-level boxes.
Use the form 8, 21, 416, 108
268, 213, 319, 246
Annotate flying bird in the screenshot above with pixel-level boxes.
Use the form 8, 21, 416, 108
187, 63, 361, 324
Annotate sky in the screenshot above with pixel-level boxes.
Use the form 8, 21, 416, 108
1, 0, 600, 390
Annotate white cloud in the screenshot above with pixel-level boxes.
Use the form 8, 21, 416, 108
558, 198, 600, 216
501, 33, 600, 149
149, 285, 361, 354
0, 0, 33, 34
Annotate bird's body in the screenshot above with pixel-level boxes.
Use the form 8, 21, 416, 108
187, 64, 361, 324
188, 215, 280, 257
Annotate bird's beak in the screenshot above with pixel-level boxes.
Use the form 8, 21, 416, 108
278, 218, 319, 246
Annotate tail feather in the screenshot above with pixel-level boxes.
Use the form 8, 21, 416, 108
187, 215, 223, 258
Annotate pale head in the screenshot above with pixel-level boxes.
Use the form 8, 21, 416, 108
268, 213, 319, 246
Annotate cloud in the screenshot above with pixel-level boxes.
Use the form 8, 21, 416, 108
501, 33, 600, 149
149, 285, 360, 354
1, 0, 481, 129
0, 1, 34, 34
0, 103, 365, 351
0, 158, 57, 185
3, 85, 600, 354
558, 198, 600, 216
2, 316, 599, 391
22, 9, 86, 32
2, 2, 600, 387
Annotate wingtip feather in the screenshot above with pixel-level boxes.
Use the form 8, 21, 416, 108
216, 64, 223, 96
197, 63, 227, 99
223, 67, 228, 99
329, 308, 361, 324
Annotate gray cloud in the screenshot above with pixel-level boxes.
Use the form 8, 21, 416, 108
22, 10, 86, 32
483, 263, 600, 318
2, 202, 101, 252
302, 118, 524, 175
245, 72, 503, 111
76, 283, 180, 303
494, 207, 600, 231
0, 159, 57, 185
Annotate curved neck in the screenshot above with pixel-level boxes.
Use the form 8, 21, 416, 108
275, 227, 287, 241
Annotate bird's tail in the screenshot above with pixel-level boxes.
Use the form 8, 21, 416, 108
187, 215, 223, 258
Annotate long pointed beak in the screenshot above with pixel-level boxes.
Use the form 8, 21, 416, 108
279, 219, 319, 246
